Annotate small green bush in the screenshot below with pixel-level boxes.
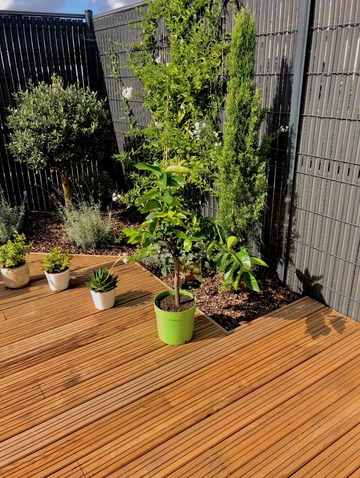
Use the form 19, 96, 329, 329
0, 232, 32, 267
41, 247, 73, 273
0, 190, 26, 243
63, 202, 111, 250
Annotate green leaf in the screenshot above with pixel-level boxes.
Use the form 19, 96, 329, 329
227, 236, 238, 249
136, 163, 162, 176
142, 200, 161, 212
163, 190, 174, 204
164, 165, 190, 174
158, 174, 167, 189
149, 217, 158, 234
206, 241, 216, 259
177, 108, 185, 123
136, 188, 159, 206
243, 271, 260, 291
224, 263, 237, 281
235, 250, 251, 270
174, 230, 187, 240
250, 256, 268, 267
183, 238, 192, 252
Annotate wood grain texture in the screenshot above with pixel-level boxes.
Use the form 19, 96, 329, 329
0, 254, 358, 477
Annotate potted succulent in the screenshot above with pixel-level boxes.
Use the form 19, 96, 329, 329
123, 163, 267, 345
0, 232, 32, 288
86, 267, 118, 310
41, 247, 73, 292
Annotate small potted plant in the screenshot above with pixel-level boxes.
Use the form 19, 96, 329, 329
123, 163, 267, 345
0, 231, 32, 288
41, 247, 73, 292
86, 267, 118, 310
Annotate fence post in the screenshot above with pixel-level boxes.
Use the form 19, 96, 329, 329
85, 9, 98, 91
279, 0, 312, 283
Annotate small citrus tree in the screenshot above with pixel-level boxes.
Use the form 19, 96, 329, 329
7, 75, 110, 210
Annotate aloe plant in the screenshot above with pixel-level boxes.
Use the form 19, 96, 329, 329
86, 268, 118, 293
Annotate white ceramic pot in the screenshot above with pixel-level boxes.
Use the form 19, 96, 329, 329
90, 289, 116, 310
45, 268, 70, 292
1, 262, 30, 289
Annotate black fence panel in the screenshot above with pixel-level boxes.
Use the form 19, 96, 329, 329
0, 10, 98, 211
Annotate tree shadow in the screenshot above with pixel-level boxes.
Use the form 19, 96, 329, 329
296, 268, 346, 338
257, 58, 296, 274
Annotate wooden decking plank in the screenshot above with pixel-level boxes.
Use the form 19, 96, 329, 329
46, 461, 86, 477
0, 300, 354, 472
100, 335, 360, 477
0, 316, 223, 441
74, 328, 360, 476
291, 423, 360, 477
0, 393, 172, 476
0, 254, 358, 477
230, 385, 360, 477
0, 315, 102, 376
163, 313, 355, 406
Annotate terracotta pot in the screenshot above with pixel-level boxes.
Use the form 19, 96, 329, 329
1, 262, 30, 289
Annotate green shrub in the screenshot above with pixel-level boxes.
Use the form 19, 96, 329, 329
41, 247, 73, 273
0, 232, 32, 267
217, 8, 268, 240
7, 75, 111, 210
63, 202, 111, 250
0, 190, 26, 243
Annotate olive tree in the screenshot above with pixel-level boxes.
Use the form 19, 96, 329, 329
7, 75, 110, 210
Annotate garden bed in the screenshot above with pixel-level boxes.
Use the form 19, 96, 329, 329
25, 209, 299, 331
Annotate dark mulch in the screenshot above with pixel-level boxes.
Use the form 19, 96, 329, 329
24, 209, 300, 331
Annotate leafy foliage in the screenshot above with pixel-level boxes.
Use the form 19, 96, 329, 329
41, 247, 73, 273
7, 75, 111, 209
206, 224, 267, 291
111, 0, 227, 202
86, 268, 118, 292
0, 189, 26, 243
62, 202, 111, 250
122, 162, 267, 307
217, 8, 268, 240
0, 232, 32, 268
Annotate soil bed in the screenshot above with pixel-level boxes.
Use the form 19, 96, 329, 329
24, 209, 300, 331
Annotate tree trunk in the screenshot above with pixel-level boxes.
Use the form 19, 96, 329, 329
61, 170, 73, 211
173, 257, 180, 309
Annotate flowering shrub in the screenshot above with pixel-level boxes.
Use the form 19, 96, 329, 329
111, 0, 228, 203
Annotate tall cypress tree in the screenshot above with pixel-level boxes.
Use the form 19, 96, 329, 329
218, 8, 267, 241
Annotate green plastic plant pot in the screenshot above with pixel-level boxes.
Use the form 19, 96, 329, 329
154, 290, 196, 345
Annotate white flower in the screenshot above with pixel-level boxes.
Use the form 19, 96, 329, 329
155, 56, 161, 64
194, 121, 200, 130
280, 125, 289, 133
154, 121, 161, 129
214, 131, 219, 138
122, 86, 133, 100
112, 192, 122, 202
180, 104, 185, 110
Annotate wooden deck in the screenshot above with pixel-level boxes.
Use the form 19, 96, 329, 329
1, 254, 360, 477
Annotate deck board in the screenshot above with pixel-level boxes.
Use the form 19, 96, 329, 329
0, 254, 359, 477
